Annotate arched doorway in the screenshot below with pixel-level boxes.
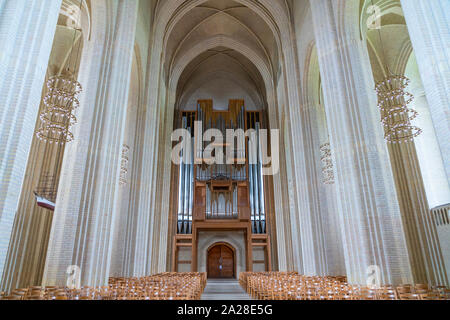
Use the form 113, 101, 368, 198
207, 243, 235, 279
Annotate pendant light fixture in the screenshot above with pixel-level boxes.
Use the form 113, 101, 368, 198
370, 0, 422, 144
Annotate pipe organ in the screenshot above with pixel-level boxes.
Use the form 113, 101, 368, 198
173, 100, 271, 274
177, 101, 266, 231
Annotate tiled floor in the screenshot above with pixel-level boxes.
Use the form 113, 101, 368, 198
201, 279, 252, 300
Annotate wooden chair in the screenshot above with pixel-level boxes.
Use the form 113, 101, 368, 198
420, 292, 443, 300
399, 293, 420, 300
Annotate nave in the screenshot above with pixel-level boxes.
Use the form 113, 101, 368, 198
0, 0, 449, 301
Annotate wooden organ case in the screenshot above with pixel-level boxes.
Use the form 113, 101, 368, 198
172, 100, 271, 277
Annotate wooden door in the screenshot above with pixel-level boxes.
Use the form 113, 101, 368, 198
207, 244, 235, 278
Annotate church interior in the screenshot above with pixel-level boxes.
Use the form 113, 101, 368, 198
0, 0, 449, 300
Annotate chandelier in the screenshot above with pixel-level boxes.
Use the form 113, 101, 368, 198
376, 74, 422, 143
320, 142, 335, 185
119, 145, 130, 186
36, 75, 82, 144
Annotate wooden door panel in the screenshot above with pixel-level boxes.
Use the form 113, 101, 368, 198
207, 246, 221, 278
207, 244, 235, 279
221, 246, 234, 278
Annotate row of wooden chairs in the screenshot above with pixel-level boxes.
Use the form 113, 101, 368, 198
0, 272, 206, 300
239, 272, 450, 300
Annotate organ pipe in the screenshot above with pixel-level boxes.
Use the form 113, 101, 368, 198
177, 103, 266, 233
247, 116, 266, 234
257, 122, 266, 233
177, 116, 186, 233
253, 162, 259, 233
249, 158, 255, 231
233, 186, 238, 218
206, 183, 211, 216
188, 125, 194, 234
183, 123, 190, 233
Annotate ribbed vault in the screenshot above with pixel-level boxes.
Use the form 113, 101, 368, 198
163, 0, 282, 111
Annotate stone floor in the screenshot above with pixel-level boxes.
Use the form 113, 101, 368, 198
201, 279, 252, 300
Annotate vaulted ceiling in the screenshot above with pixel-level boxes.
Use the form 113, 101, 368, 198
164, 0, 280, 111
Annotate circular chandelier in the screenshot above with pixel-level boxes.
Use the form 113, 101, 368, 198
119, 145, 130, 186
376, 74, 422, 143
36, 75, 82, 145
320, 142, 335, 185
368, 0, 422, 144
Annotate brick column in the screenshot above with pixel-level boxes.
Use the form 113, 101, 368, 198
0, 0, 62, 284
310, 0, 413, 285
42, 0, 138, 287
400, 0, 450, 184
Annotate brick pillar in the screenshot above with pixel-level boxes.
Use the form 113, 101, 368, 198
310, 0, 413, 285
0, 0, 62, 285
42, 0, 138, 287
400, 0, 450, 183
